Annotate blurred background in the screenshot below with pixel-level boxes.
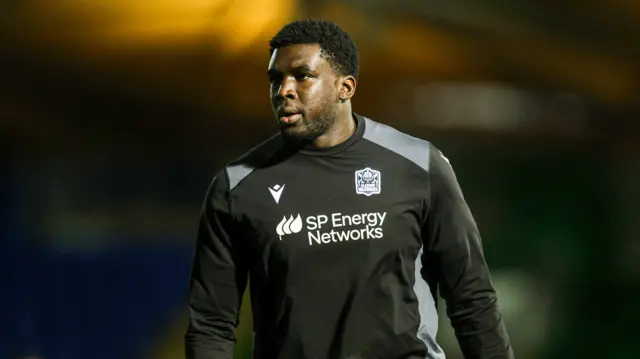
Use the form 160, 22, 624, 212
1, 0, 639, 358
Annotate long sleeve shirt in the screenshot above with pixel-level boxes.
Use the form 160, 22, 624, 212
185, 113, 514, 359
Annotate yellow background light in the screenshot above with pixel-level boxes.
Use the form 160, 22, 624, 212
15, 0, 297, 54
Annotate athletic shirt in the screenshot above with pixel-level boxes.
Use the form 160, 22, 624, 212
185, 113, 513, 359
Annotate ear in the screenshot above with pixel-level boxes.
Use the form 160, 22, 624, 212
338, 75, 357, 101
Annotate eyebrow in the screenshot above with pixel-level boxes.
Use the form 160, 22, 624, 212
267, 65, 313, 77
291, 65, 312, 73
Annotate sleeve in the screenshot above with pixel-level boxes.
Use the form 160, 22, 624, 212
185, 171, 249, 359
423, 145, 514, 359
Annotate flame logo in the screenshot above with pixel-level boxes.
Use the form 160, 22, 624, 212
276, 214, 303, 240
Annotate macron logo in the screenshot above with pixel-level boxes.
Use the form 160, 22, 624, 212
269, 184, 285, 204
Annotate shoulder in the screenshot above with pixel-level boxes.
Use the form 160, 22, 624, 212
214, 132, 284, 193
360, 115, 435, 173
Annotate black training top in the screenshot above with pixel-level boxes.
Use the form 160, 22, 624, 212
185, 113, 513, 359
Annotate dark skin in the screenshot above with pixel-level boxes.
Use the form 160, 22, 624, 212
267, 43, 357, 148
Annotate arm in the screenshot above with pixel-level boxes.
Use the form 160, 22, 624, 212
185, 172, 248, 359
423, 146, 514, 359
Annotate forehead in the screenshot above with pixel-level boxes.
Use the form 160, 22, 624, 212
268, 43, 329, 72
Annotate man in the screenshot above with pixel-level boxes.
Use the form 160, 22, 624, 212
185, 19, 514, 359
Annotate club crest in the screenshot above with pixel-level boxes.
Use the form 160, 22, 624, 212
355, 167, 381, 196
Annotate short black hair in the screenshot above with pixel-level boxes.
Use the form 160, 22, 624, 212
269, 19, 359, 79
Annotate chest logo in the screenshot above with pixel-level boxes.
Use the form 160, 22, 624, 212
268, 184, 285, 204
276, 214, 303, 240
355, 167, 381, 196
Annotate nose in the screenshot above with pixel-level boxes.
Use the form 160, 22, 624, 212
275, 77, 297, 101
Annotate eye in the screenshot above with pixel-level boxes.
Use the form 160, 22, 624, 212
296, 74, 311, 81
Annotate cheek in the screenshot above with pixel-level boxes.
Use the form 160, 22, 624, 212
302, 82, 334, 108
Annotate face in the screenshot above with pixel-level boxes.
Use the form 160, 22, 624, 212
268, 44, 342, 142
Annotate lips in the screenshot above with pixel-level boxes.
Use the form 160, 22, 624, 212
280, 113, 301, 124
278, 108, 302, 124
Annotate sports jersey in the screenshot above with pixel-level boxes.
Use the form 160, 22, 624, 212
185, 113, 513, 359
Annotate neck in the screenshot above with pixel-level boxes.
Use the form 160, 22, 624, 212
311, 104, 355, 149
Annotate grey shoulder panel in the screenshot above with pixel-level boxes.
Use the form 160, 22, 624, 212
226, 133, 283, 191
362, 117, 431, 172
226, 163, 254, 192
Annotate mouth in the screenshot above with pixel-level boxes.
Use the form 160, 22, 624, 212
278, 109, 302, 125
